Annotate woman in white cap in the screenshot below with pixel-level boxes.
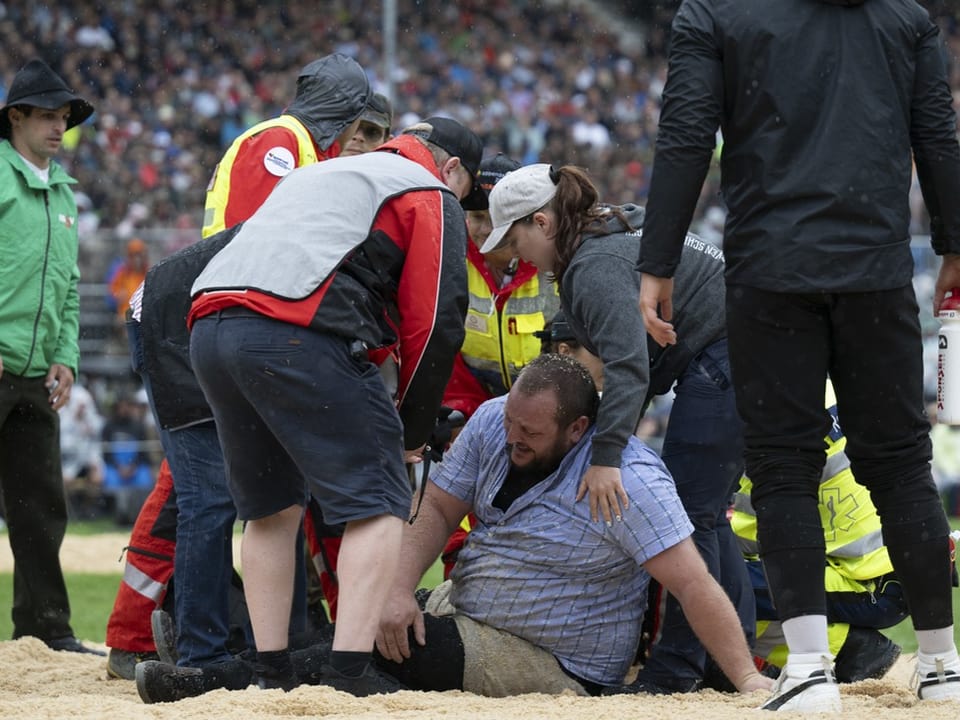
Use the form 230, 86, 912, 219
484, 163, 752, 695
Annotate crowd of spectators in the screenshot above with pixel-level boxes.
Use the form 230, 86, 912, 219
1, 0, 958, 256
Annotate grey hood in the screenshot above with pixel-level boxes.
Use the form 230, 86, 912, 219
819, 0, 866, 5
285, 53, 371, 152
584, 203, 646, 240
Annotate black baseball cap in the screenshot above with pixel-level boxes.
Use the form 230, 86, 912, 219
461, 153, 521, 211
410, 116, 484, 208
534, 311, 576, 343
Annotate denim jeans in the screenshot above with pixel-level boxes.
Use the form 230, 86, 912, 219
161, 422, 238, 666
126, 318, 237, 665
636, 338, 755, 689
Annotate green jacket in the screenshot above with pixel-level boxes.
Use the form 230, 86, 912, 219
0, 141, 81, 378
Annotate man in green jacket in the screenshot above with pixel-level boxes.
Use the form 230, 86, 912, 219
0, 59, 100, 655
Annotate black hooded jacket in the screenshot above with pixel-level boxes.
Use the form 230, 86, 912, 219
286, 53, 370, 152
639, 0, 960, 292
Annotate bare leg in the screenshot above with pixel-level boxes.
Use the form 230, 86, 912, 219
332, 514, 404, 652
242, 504, 302, 651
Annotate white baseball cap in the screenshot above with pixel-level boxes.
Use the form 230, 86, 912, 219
480, 163, 559, 254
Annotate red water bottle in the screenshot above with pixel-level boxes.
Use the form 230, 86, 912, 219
938, 288, 960, 424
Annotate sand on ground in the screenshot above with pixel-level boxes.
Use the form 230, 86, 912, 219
0, 533, 955, 719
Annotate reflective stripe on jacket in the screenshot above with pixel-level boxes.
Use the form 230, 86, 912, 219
732, 404, 893, 582
461, 247, 559, 394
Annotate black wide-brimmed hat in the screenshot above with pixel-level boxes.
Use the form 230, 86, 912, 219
0, 59, 94, 139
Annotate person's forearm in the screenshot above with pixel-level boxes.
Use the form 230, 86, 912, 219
677, 579, 764, 692
394, 488, 461, 593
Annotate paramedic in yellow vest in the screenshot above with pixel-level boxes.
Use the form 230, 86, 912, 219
730, 383, 910, 684
442, 154, 561, 418
202, 52, 371, 237
440, 154, 560, 577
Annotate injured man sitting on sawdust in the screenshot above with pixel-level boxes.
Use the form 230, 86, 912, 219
371, 353, 772, 697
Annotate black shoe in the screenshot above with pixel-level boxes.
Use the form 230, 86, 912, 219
255, 669, 298, 691
151, 609, 178, 665
318, 663, 407, 696
46, 636, 106, 656
253, 661, 298, 692
602, 675, 700, 696
136, 658, 254, 703
833, 626, 901, 683
290, 639, 334, 685
107, 648, 161, 680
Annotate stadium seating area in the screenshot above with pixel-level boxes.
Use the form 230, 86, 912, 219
1, 0, 957, 252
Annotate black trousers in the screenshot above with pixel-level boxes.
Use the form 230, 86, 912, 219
0, 372, 74, 640
725, 283, 952, 630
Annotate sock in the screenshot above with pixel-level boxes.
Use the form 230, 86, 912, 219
782, 615, 829, 655
916, 627, 957, 657
330, 650, 372, 678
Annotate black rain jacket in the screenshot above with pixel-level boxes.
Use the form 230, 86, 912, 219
640, 0, 960, 292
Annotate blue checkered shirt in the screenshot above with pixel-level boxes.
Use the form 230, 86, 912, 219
431, 395, 693, 685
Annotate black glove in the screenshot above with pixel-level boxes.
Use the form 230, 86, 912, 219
425, 407, 465, 463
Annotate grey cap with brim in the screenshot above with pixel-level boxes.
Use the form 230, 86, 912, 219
481, 163, 558, 253
360, 92, 392, 130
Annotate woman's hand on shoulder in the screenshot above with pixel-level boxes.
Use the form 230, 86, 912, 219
576, 464, 628, 525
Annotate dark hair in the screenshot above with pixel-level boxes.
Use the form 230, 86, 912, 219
513, 353, 598, 427
542, 165, 632, 287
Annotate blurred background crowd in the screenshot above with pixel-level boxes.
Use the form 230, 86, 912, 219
2, 0, 959, 521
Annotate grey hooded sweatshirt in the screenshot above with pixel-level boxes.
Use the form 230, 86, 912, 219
561, 204, 726, 468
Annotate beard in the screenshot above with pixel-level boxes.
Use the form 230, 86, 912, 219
506, 436, 569, 478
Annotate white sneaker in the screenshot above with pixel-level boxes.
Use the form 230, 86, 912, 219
913, 650, 960, 701
760, 652, 842, 713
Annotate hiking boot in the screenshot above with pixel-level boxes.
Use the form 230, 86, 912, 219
151, 609, 178, 665
760, 652, 842, 713
136, 658, 254, 703
913, 649, 960, 701
318, 664, 407, 696
833, 627, 901, 683
107, 648, 160, 680
46, 636, 107, 656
